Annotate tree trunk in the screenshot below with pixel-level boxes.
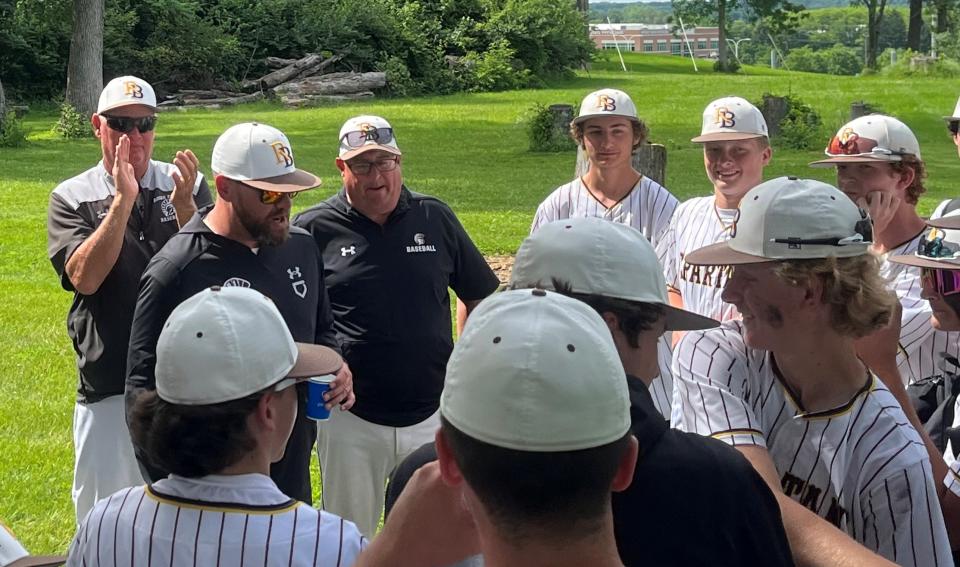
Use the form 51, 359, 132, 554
907, 0, 923, 51
576, 0, 588, 13
935, 0, 948, 32
865, 3, 879, 69
65, 0, 104, 116
0, 77, 5, 119
718, 0, 729, 70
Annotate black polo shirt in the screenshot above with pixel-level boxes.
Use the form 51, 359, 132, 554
385, 376, 795, 567
46, 160, 212, 404
124, 214, 338, 504
294, 187, 498, 427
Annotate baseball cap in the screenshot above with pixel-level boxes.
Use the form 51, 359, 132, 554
156, 286, 342, 405
685, 176, 871, 266
511, 217, 718, 331
441, 289, 630, 452
0, 522, 64, 567
943, 96, 960, 122
810, 114, 921, 167
97, 76, 157, 114
572, 88, 639, 126
890, 210, 960, 269
211, 122, 321, 193
338, 115, 402, 160
691, 96, 768, 143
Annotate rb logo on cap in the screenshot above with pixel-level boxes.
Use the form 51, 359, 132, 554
124, 81, 144, 99
596, 94, 617, 112
271, 142, 293, 167
714, 107, 736, 128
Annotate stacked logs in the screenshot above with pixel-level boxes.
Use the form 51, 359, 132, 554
157, 53, 386, 111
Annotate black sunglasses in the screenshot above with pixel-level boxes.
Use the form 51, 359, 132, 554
102, 114, 157, 134
949, 121, 960, 136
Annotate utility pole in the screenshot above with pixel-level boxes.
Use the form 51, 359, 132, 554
726, 37, 752, 64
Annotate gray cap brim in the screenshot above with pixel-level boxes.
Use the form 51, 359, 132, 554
889, 254, 960, 270
9, 555, 67, 567
286, 343, 343, 379
684, 241, 774, 266
809, 155, 902, 168
664, 306, 720, 331
691, 132, 766, 143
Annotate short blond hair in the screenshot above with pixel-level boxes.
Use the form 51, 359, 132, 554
774, 254, 896, 338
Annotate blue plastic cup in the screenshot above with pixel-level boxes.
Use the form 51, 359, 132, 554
306, 375, 335, 421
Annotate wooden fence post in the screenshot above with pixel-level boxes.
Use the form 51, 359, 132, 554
575, 143, 668, 187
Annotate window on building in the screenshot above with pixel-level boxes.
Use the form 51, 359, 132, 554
601, 41, 636, 51
644, 42, 653, 52
657, 40, 667, 52
671, 41, 681, 55
710, 39, 719, 49
697, 40, 707, 50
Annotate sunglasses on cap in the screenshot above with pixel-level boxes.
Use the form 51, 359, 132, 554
825, 132, 899, 157
101, 114, 157, 134
918, 227, 960, 260
341, 127, 394, 148
237, 181, 299, 205
922, 268, 960, 296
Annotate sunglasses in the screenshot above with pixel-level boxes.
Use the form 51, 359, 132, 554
949, 121, 960, 136
101, 114, 157, 134
922, 268, 960, 296
341, 127, 394, 148
825, 133, 886, 157
347, 157, 399, 175
237, 181, 299, 205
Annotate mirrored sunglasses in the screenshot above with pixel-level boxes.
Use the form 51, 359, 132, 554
341, 127, 394, 148
922, 268, 960, 296
102, 115, 157, 134
238, 181, 299, 205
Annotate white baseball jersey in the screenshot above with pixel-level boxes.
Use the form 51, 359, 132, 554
656, 196, 740, 321
531, 176, 678, 419
672, 322, 951, 566
530, 176, 678, 249
945, 460, 960, 498
882, 234, 960, 385
67, 474, 366, 567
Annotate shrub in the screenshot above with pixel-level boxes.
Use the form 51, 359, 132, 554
0, 111, 27, 147
784, 45, 862, 76
713, 58, 741, 73
54, 102, 90, 139
756, 93, 824, 150
461, 39, 532, 92
525, 102, 578, 152
880, 49, 960, 78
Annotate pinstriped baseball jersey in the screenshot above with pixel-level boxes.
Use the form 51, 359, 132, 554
530, 176, 679, 420
884, 234, 960, 385
656, 196, 740, 321
944, 460, 960, 498
530, 177, 678, 249
67, 474, 366, 567
671, 322, 952, 566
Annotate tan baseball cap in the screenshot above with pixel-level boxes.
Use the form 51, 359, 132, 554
511, 217, 718, 331
212, 122, 321, 193
338, 115, 402, 160
686, 176, 871, 265
572, 88, 639, 125
156, 287, 342, 405
691, 96, 768, 143
441, 289, 630, 452
97, 76, 157, 114
810, 114, 921, 167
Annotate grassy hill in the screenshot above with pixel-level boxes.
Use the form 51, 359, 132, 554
4, 52, 960, 553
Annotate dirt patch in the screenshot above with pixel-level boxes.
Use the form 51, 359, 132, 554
485, 255, 515, 285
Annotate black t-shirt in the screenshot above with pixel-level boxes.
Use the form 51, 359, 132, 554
385, 376, 795, 567
293, 187, 498, 427
46, 161, 212, 403
124, 214, 338, 504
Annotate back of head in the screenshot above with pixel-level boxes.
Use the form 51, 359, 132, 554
439, 289, 632, 542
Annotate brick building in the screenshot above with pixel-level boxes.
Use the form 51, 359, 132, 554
590, 23, 720, 58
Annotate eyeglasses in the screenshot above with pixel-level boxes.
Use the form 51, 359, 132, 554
922, 268, 960, 296
347, 157, 399, 175
101, 114, 157, 134
948, 121, 959, 136
341, 127, 394, 148
237, 181, 299, 205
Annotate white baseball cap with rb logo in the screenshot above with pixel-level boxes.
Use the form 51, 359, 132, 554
809, 114, 921, 167
338, 115, 402, 160
212, 122, 321, 193
691, 96, 768, 143
572, 88, 639, 125
97, 75, 157, 114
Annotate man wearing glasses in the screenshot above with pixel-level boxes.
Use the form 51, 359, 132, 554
46, 75, 212, 523
294, 115, 498, 536
126, 122, 353, 505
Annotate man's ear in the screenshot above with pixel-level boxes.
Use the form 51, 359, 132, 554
611, 435, 639, 493
335, 158, 347, 174
214, 175, 234, 200
895, 164, 916, 192
435, 429, 465, 487
601, 311, 620, 335
251, 392, 277, 432
91, 114, 102, 138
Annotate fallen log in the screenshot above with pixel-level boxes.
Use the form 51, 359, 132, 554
179, 89, 248, 100
274, 72, 386, 96
241, 52, 344, 92
265, 56, 301, 69
179, 91, 265, 107
280, 92, 375, 107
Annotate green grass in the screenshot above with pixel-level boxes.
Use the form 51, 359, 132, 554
3, 52, 960, 553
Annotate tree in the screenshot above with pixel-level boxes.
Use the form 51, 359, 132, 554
672, 0, 804, 72
65, 0, 104, 116
0, 77, 5, 119
854, 0, 888, 69
907, 0, 922, 50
